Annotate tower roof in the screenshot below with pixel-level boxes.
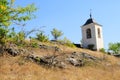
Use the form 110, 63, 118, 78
83, 18, 102, 26
83, 12, 102, 26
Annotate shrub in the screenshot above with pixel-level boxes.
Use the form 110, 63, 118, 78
99, 48, 106, 53
59, 37, 75, 48
88, 44, 94, 50
51, 28, 63, 40
36, 32, 49, 42
30, 38, 39, 48
31, 42, 38, 48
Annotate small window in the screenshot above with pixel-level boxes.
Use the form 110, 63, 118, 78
98, 28, 101, 38
86, 28, 92, 39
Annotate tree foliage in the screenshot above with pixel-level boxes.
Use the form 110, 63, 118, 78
51, 28, 63, 40
36, 32, 49, 42
108, 42, 120, 54
0, 0, 37, 27
0, 0, 36, 45
0, 27, 8, 44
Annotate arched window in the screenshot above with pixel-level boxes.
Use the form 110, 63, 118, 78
98, 28, 101, 38
86, 28, 92, 39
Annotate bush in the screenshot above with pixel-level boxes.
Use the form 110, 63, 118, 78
99, 48, 106, 53
29, 38, 39, 48
59, 37, 75, 48
36, 32, 49, 42
88, 44, 94, 50
51, 28, 63, 40
31, 42, 38, 48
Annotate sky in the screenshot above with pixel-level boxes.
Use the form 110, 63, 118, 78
14, 0, 120, 49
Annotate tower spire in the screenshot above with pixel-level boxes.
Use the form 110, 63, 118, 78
90, 9, 92, 18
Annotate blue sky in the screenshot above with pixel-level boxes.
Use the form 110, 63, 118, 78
15, 0, 120, 49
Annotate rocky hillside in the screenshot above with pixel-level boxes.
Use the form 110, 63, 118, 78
0, 43, 120, 80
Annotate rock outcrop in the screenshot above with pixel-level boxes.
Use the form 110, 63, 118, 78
5, 44, 27, 56
27, 52, 100, 68
3, 43, 101, 68
39, 44, 62, 52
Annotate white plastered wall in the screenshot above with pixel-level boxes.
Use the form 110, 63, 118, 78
81, 23, 104, 51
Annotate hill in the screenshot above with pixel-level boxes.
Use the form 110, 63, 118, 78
0, 42, 120, 80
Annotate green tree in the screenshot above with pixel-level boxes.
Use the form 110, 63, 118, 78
0, 27, 8, 44
108, 42, 120, 54
0, 0, 36, 45
51, 28, 63, 40
0, 0, 36, 27
7, 27, 17, 43
36, 32, 49, 42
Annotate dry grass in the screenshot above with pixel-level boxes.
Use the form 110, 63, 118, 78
0, 45, 120, 80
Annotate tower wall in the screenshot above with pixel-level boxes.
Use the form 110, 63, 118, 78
94, 25, 104, 50
81, 23, 104, 51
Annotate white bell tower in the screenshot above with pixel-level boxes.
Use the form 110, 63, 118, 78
81, 13, 104, 51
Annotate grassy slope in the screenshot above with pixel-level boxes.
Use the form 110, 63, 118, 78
0, 44, 120, 80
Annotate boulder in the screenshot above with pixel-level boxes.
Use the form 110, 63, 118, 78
27, 54, 42, 62
80, 52, 99, 61
6, 47, 20, 56
67, 57, 83, 66
40, 56, 56, 65
5, 44, 28, 56
39, 44, 62, 52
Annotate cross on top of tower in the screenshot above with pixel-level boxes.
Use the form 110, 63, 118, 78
90, 9, 92, 18
83, 10, 102, 26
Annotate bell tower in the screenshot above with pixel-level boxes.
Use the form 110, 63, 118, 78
81, 13, 104, 51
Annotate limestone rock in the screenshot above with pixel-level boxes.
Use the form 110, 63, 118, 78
27, 51, 100, 68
